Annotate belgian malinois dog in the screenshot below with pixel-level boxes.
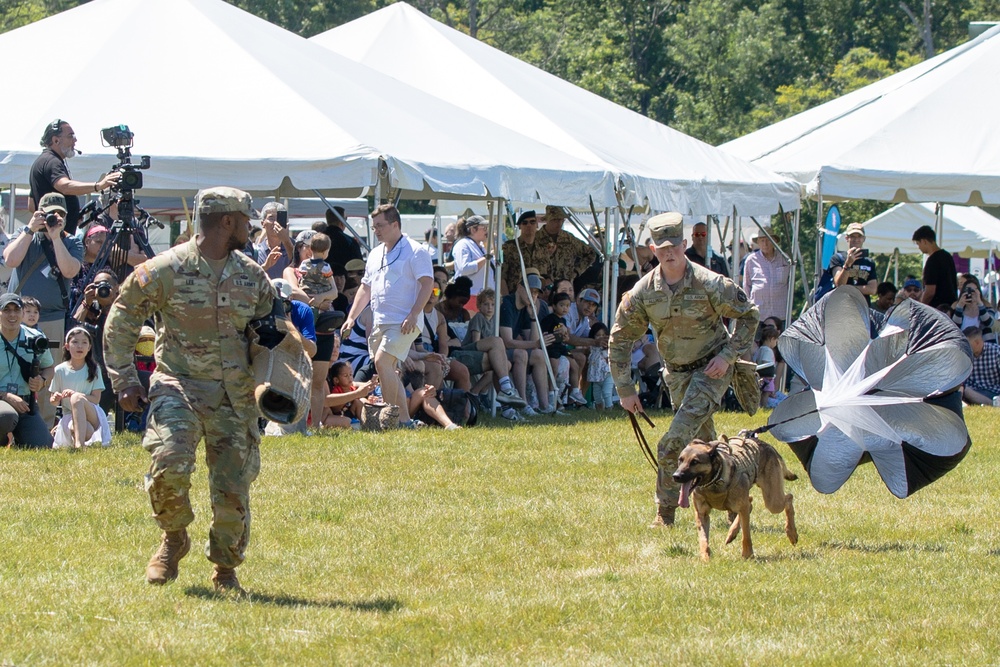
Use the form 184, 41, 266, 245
672, 430, 798, 561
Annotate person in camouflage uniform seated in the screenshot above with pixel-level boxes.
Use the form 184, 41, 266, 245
608, 212, 759, 528
104, 187, 274, 594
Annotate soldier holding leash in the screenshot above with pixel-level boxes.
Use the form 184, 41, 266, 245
608, 213, 759, 527
104, 187, 274, 594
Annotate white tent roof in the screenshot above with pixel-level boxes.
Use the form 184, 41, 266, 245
310, 2, 801, 216
721, 26, 1000, 206
0, 0, 619, 205
849, 203, 1000, 258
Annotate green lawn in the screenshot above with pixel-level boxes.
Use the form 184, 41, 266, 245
2, 407, 999, 665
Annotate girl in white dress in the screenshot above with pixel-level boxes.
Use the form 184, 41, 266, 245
49, 327, 111, 449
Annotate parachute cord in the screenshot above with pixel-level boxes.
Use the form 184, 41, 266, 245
748, 408, 819, 438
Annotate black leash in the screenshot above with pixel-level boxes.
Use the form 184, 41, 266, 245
628, 410, 658, 471
746, 408, 818, 438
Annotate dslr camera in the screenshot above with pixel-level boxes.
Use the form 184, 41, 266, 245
94, 280, 115, 299
45, 213, 61, 228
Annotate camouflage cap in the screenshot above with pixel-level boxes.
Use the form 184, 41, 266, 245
196, 186, 258, 219
38, 192, 68, 214
648, 212, 684, 248
543, 205, 566, 221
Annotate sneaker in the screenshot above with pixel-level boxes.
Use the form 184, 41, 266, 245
501, 407, 525, 421
538, 404, 567, 416
520, 405, 539, 418
402, 419, 425, 429
496, 387, 527, 408
569, 388, 588, 406
445, 423, 462, 431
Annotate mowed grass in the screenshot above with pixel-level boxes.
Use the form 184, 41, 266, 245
2, 407, 1000, 666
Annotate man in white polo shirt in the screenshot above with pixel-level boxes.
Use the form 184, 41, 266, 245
342, 204, 434, 428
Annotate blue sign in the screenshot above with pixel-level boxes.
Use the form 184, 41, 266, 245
821, 205, 841, 269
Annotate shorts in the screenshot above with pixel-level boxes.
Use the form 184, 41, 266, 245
313, 332, 336, 363
369, 322, 420, 363
450, 349, 486, 375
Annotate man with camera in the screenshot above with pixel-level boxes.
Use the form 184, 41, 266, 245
255, 202, 294, 280
830, 222, 878, 304
73, 270, 120, 414
0, 293, 55, 448
4, 192, 85, 424
104, 186, 274, 594
29, 120, 121, 235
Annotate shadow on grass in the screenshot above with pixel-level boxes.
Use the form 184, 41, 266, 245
820, 539, 946, 553
184, 585, 401, 612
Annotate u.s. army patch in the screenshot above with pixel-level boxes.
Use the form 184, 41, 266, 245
736, 287, 748, 303
621, 291, 633, 313
135, 263, 153, 288
684, 294, 708, 301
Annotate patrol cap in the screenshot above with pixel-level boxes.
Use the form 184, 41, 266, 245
196, 186, 258, 219
39, 192, 68, 214
345, 259, 366, 273
272, 278, 293, 300
647, 212, 684, 248
845, 222, 866, 237
543, 205, 566, 222
579, 288, 601, 304
0, 293, 23, 310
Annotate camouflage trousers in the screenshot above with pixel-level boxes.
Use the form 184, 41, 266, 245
655, 364, 734, 507
142, 392, 261, 569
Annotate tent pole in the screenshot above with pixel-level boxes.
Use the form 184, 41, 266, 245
815, 189, 824, 296
605, 207, 614, 325
313, 189, 370, 253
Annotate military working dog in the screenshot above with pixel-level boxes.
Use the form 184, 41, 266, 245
672, 430, 798, 561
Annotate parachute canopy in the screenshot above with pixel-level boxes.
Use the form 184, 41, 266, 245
768, 288, 972, 498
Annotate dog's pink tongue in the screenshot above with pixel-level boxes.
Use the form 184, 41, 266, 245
678, 480, 692, 508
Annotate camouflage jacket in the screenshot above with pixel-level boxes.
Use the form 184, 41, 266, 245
501, 237, 545, 291
533, 226, 597, 281
608, 259, 759, 397
103, 238, 274, 417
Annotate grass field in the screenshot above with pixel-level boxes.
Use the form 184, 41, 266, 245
2, 406, 999, 666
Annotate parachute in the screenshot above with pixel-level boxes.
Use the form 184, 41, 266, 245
767, 287, 972, 498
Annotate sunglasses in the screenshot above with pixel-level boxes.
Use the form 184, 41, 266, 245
431, 287, 441, 297
692, 232, 707, 238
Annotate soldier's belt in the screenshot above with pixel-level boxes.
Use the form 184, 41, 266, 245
666, 347, 723, 374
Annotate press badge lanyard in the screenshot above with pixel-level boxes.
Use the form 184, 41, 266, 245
2, 332, 23, 394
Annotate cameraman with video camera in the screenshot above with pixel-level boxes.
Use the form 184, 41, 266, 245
0, 293, 55, 448
4, 192, 84, 426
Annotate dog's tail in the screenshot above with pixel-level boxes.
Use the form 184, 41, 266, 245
782, 460, 798, 482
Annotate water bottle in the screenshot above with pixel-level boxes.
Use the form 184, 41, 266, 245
993, 395, 1000, 408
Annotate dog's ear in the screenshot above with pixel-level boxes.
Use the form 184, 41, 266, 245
707, 441, 720, 456
717, 433, 729, 444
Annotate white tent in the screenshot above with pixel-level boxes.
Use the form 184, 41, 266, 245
848, 203, 1000, 258
721, 25, 1000, 206
310, 2, 801, 217
0, 0, 619, 206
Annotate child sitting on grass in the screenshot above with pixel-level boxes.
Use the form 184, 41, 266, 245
586, 322, 615, 410
323, 361, 378, 429
49, 327, 111, 448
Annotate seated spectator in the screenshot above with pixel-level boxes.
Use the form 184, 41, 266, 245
339, 303, 375, 381
754, 326, 788, 409
401, 368, 461, 430
961, 326, 1000, 405
541, 293, 581, 406
897, 276, 923, 304
0, 293, 55, 448
952, 274, 997, 344
49, 327, 111, 449
330, 263, 349, 313
499, 274, 557, 415
322, 361, 378, 429
412, 284, 472, 392
462, 288, 526, 407
345, 258, 366, 283
874, 282, 897, 313
586, 322, 614, 409
437, 276, 474, 343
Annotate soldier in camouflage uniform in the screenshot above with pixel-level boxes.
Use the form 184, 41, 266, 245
104, 187, 273, 593
609, 212, 758, 527
534, 205, 597, 284
501, 210, 543, 293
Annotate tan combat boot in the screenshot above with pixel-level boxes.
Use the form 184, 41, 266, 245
145, 529, 191, 584
212, 565, 245, 594
649, 504, 676, 528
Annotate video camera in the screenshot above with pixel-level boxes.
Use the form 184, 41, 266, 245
20, 331, 49, 356
101, 124, 150, 194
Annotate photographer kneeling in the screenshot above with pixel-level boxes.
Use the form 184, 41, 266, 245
0, 293, 55, 448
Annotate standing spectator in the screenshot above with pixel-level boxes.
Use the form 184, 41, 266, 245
452, 215, 493, 310
501, 210, 545, 294
742, 226, 790, 322
587, 322, 614, 409
4, 193, 84, 425
323, 206, 363, 268
951, 274, 996, 343
254, 202, 294, 280
609, 212, 759, 527
830, 223, 878, 303
874, 282, 897, 313
960, 326, 1000, 405
341, 204, 434, 429
104, 186, 273, 594
534, 205, 597, 285
29, 119, 121, 235
421, 228, 440, 261
912, 225, 958, 311
0, 293, 55, 448
685, 222, 729, 277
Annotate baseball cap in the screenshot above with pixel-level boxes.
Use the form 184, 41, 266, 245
648, 212, 684, 248
516, 210, 537, 225
196, 186, 258, 219
345, 259, 366, 273
579, 288, 601, 304
272, 278, 293, 300
85, 224, 110, 239
543, 205, 566, 221
39, 192, 68, 214
845, 222, 866, 237
526, 274, 543, 291
904, 278, 922, 290
0, 293, 23, 310
465, 215, 487, 228
295, 229, 317, 245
